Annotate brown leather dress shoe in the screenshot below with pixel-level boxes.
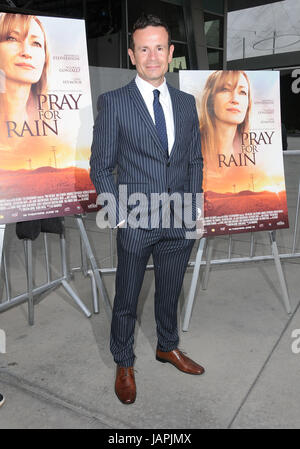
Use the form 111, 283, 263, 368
156, 348, 205, 375
115, 366, 136, 404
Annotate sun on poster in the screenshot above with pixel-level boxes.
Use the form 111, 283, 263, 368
180, 70, 289, 236
0, 11, 98, 224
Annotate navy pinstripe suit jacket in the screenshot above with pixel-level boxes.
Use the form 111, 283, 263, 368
90, 78, 203, 227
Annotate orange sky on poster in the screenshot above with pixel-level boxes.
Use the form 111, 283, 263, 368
203, 159, 286, 195
0, 133, 91, 171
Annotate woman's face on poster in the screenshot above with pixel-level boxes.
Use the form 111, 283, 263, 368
213, 73, 249, 126
0, 17, 45, 86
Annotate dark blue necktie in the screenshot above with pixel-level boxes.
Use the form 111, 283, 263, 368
153, 89, 168, 157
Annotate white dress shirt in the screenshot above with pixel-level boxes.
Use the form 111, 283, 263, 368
135, 74, 175, 155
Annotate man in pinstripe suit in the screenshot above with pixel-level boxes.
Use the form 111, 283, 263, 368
90, 14, 204, 405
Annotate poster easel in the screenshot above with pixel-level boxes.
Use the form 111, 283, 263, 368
75, 215, 112, 319
0, 220, 93, 325
182, 230, 292, 332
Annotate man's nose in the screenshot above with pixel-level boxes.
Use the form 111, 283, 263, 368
148, 49, 157, 59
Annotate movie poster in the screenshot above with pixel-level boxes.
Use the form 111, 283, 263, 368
0, 12, 98, 224
180, 70, 289, 236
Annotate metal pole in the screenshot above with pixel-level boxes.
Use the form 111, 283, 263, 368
0, 278, 64, 313
60, 231, 91, 317
60, 234, 68, 280
273, 31, 276, 54
75, 216, 112, 318
269, 231, 291, 314
110, 228, 114, 268
223, 0, 228, 69
87, 269, 99, 314
292, 177, 300, 253
0, 225, 92, 321
202, 237, 214, 290
250, 232, 255, 257
182, 237, 206, 332
61, 279, 92, 318
60, 219, 70, 282
0, 225, 6, 275
3, 253, 11, 302
25, 240, 34, 326
228, 234, 232, 259
80, 235, 89, 276
44, 233, 51, 284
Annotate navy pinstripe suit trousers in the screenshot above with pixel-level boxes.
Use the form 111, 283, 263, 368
110, 227, 195, 367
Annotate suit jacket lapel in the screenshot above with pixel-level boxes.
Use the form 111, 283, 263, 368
128, 80, 167, 158
167, 82, 183, 160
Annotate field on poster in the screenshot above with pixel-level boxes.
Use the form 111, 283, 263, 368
0, 12, 97, 224
180, 70, 289, 236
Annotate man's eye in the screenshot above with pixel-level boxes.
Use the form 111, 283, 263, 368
7, 35, 17, 41
240, 90, 247, 95
33, 41, 42, 47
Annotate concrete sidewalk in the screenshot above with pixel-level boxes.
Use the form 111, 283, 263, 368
1, 155, 300, 429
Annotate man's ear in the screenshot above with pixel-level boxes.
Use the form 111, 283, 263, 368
168, 44, 175, 64
128, 48, 136, 66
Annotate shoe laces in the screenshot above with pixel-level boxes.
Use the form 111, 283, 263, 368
178, 347, 187, 355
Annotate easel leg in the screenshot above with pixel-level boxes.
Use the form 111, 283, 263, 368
61, 279, 92, 317
0, 224, 6, 274
75, 216, 112, 319
87, 269, 99, 314
59, 232, 92, 317
24, 240, 34, 326
1, 222, 92, 323
182, 237, 206, 332
3, 253, 11, 301
80, 232, 99, 313
292, 178, 300, 253
43, 233, 51, 284
202, 237, 214, 290
269, 230, 292, 314
80, 234, 89, 276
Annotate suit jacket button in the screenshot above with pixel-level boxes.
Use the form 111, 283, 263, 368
167, 188, 171, 193
166, 162, 170, 167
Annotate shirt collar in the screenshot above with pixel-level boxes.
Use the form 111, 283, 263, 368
135, 74, 168, 98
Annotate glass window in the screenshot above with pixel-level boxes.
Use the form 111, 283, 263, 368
37, 1, 83, 18
161, 0, 183, 5
128, 0, 187, 42
207, 48, 223, 69
280, 68, 300, 134
85, 0, 122, 67
169, 43, 190, 71
204, 12, 223, 48
203, 0, 224, 15
85, 0, 122, 39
